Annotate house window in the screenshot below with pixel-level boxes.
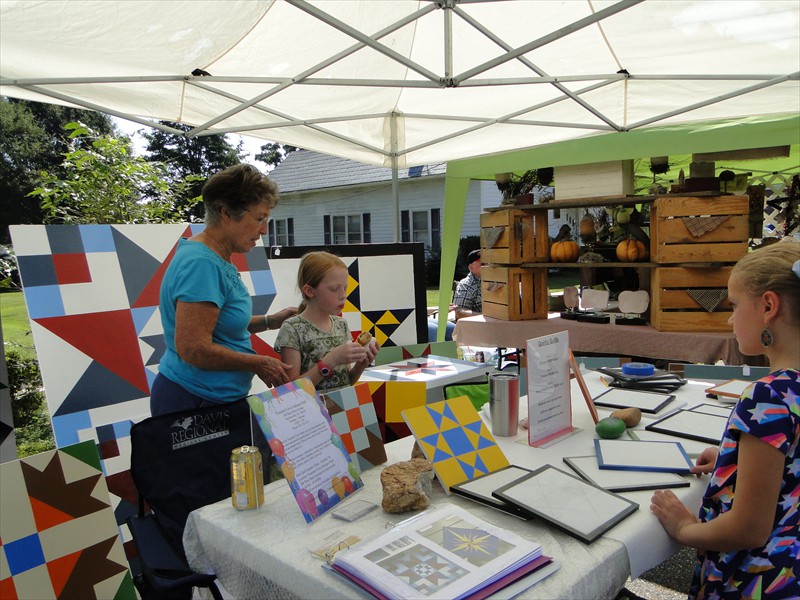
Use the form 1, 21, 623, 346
325, 214, 371, 245
268, 218, 294, 246
400, 209, 440, 247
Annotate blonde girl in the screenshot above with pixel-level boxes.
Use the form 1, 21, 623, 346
651, 240, 800, 599
274, 251, 378, 390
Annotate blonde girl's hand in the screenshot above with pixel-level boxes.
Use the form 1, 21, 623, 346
690, 447, 719, 477
327, 342, 367, 367
362, 339, 379, 365
650, 490, 699, 543
255, 356, 291, 387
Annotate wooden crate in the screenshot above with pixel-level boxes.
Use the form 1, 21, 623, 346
482, 266, 548, 320
554, 160, 634, 199
651, 196, 748, 263
650, 266, 733, 332
480, 209, 549, 265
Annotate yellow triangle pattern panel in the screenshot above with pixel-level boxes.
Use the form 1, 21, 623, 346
360, 314, 376, 332
343, 300, 360, 314
374, 327, 391, 347
376, 311, 400, 326
346, 275, 359, 296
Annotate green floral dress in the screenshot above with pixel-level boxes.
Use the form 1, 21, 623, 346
274, 314, 352, 390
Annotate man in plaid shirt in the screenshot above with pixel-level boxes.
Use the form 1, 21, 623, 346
453, 249, 482, 320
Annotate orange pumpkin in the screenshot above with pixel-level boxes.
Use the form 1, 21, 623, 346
550, 240, 580, 262
579, 212, 596, 236
616, 238, 649, 262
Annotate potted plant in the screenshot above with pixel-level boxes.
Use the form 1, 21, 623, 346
496, 168, 554, 206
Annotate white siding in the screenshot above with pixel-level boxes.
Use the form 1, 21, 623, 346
268, 175, 493, 246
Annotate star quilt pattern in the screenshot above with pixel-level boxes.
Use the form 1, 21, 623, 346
0, 440, 134, 599
401, 396, 510, 493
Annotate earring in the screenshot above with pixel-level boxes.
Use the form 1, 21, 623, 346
760, 328, 774, 348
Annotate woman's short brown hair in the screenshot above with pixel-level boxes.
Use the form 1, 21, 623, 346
202, 164, 279, 225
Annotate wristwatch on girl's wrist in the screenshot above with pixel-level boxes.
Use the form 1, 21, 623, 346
317, 360, 334, 379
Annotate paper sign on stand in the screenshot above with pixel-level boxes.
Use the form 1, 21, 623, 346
527, 332, 574, 447
248, 378, 364, 524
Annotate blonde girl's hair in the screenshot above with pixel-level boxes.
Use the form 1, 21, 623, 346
297, 251, 348, 312
731, 239, 800, 325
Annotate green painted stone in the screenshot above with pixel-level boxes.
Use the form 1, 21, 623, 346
595, 416, 627, 439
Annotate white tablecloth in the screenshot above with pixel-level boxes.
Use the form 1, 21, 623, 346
184, 371, 717, 600
453, 314, 759, 366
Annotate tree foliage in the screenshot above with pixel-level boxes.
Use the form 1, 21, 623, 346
29, 123, 201, 224
5, 348, 54, 458
256, 142, 299, 168
0, 98, 116, 243
143, 121, 244, 219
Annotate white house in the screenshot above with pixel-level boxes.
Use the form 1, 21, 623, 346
266, 150, 503, 249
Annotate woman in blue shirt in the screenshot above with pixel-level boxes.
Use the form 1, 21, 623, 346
151, 164, 296, 417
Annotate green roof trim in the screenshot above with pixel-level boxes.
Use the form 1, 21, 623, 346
447, 114, 800, 180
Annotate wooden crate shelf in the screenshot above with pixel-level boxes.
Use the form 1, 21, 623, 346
650, 266, 733, 332
481, 266, 548, 321
477, 194, 743, 329
651, 196, 748, 263
480, 208, 549, 265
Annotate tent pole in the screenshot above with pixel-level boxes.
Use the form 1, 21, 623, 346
391, 114, 400, 243
438, 172, 470, 341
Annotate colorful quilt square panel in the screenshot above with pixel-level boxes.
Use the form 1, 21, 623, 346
366, 381, 427, 443
0, 441, 135, 599
321, 383, 387, 474
401, 396, 510, 493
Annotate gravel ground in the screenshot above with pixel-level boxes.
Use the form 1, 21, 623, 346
616, 546, 695, 599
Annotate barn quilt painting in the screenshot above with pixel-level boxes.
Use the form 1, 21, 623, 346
366, 381, 427, 443
8, 224, 425, 554
0, 440, 135, 599
401, 396, 510, 494
319, 383, 387, 474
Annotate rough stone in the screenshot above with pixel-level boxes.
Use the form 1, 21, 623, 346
410, 441, 426, 460
380, 458, 435, 514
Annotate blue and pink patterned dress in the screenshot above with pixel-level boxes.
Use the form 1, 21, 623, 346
692, 368, 800, 599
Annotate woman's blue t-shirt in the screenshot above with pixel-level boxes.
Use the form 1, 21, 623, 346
158, 239, 254, 402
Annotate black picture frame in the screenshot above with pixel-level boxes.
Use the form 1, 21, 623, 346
645, 409, 728, 445
450, 465, 535, 519
592, 388, 676, 414
492, 464, 638, 544
563, 455, 690, 493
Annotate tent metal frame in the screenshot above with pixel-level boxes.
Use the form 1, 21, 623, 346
3, 0, 795, 162
1, 1, 798, 270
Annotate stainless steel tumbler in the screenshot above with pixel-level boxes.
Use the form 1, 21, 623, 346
488, 372, 519, 437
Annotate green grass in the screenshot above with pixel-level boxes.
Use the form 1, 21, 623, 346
1, 292, 36, 361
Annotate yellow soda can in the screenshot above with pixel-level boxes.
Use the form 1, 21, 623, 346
230, 445, 264, 509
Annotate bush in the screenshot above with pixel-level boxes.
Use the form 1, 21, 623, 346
0, 244, 21, 290
424, 245, 441, 287
5, 348, 54, 457
457, 235, 480, 280
424, 236, 482, 288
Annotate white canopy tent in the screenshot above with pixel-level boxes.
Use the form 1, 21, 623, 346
2, 0, 799, 330
3, 0, 797, 169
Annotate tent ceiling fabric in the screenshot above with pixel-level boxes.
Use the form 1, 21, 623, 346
1, 0, 798, 168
